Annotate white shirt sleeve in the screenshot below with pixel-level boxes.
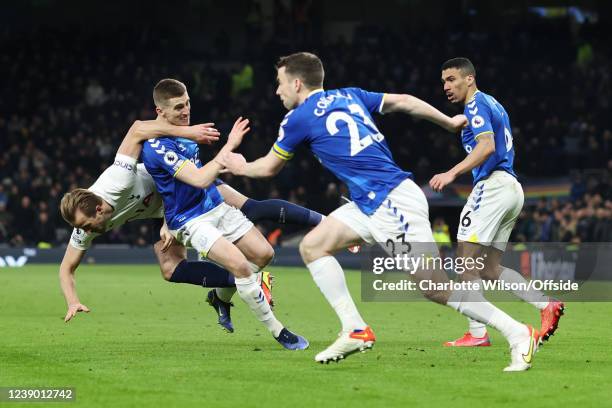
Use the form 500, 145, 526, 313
69, 227, 98, 250
89, 154, 138, 207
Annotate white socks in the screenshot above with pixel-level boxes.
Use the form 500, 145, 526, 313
461, 266, 550, 338
465, 279, 487, 338
234, 274, 283, 337
214, 262, 262, 303
447, 288, 526, 346
468, 318, 487, 338
306, 256, 367, 332
499, 266, 549, 309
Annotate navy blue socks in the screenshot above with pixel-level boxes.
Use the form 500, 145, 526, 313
241, 199, 323, 226
169, 260, 235, 287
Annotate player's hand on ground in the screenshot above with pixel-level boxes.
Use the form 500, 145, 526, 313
225, 117, 250, 151
64, 303, 90, 322
447, 114, 468, 133
159, 223, 175, 253
184, 123, 220, 145
429, 171, 456, 192
218, 151, 247, 175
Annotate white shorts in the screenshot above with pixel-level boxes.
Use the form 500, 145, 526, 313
171, 203, 254, 258
331, 178, 438, 256
457, 171, 524, 251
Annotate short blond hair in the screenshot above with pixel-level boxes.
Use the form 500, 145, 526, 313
60, 189, 102, 225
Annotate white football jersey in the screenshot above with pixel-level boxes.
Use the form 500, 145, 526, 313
69, 154, 164, 250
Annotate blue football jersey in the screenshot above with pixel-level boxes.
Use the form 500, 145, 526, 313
141, 137, 223, 230
273, 88, 412, 215
462, 90, 517, 184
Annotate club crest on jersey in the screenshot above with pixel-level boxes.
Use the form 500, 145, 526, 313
164, 151, 179, 165
471, 115, 485, 128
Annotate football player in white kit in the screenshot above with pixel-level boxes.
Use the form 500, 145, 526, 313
59, 117, 321, 330
58, 119, 230, 321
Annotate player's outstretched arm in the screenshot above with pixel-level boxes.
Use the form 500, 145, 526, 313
59, 245, 90, 322
381, 93, 467, 133
429, 135, 495, 192
216, 116, 286, 178
116, 120, 221, 159
219, 149, 286, 178
174, 118, 251, 188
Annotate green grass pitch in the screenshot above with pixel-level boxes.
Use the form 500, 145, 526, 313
1, 264, 610, 407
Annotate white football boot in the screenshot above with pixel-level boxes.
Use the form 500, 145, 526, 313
504, 325, 539, 372
315, 327, 376, 364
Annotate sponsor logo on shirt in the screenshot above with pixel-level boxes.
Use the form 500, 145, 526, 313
164, 151, 179, 166
114, 159, 136, 172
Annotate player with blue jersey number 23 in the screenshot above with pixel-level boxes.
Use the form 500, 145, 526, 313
219, 52, 544, 371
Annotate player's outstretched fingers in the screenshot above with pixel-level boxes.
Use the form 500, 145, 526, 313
226, 117, 251, 150
64, 310, 75, 322
64, 304, 90, 323
429, 175, 440, 192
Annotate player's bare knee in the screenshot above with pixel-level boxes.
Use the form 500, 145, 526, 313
256, 244, 274, 268
301, 229, 331, 263
299, 237, 320, 264
220, 256, 251, 278
232, 261, 252, 278
160, 263, 175, 281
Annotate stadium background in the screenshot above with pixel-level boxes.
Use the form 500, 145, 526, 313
2, 2, 612, 407
0, 0, 610, 249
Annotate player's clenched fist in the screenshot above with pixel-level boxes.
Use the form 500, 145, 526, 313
64, 303, 91, 322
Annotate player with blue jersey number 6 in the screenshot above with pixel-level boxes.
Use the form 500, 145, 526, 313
431, 58, 564, 352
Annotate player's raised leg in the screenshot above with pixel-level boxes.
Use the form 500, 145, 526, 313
153, 240, 235, 286
481, 247, 563, 343
299, 214, 374, 363
218, 182, 323, 226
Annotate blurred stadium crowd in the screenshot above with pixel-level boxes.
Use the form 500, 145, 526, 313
0, 9, 610, 246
